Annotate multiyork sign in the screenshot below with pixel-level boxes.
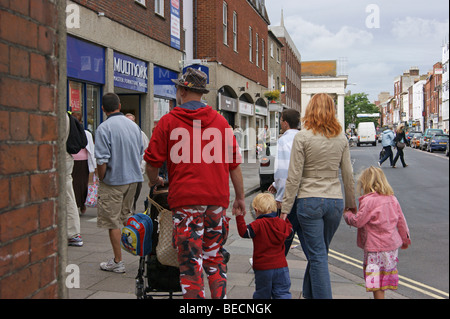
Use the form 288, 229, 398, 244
114, 52, 148, 93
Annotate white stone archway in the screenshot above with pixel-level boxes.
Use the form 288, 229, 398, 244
301, 76, 348, 131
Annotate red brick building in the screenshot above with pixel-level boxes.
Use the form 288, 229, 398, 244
0, 0, 183, 298
0, 0, 64, 298
424, 62, 443, 129
269, 20, 301, 113
196, 0, 269, 87
191, 0, 271, 151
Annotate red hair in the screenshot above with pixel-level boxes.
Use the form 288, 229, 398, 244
302, 93, 342, 138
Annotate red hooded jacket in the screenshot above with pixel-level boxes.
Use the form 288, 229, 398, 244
237, 212, 293, 271
144, 105, 241, 209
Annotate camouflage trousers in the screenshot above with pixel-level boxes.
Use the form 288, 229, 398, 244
172, 205, 229, 299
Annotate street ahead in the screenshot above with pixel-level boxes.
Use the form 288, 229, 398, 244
327, 144, 449, 299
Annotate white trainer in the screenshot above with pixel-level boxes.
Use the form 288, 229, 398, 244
100, 258, 125, 273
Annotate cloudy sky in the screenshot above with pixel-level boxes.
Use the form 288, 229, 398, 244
265, 0, 449, 102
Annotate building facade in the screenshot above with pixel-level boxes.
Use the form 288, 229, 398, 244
184, 0, 271, 152
441, 42, 449, 131
393, 67, 420, 127
66, 0, 184, 137
300, 60, 348, 130
267, 29, 285, 136
424, 62, 443, 129
269, 15, 301, 113
412, 79, 427, 131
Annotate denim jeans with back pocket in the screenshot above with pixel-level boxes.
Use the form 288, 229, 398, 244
296, 197, 344, 299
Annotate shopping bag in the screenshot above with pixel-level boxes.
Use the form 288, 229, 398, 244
84, 174, 98, 208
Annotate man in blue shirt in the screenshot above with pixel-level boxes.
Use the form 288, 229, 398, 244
378, 125, 395, 168
95, 93, 144, 273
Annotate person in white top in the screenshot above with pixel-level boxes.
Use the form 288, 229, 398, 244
268, 109, 307, 257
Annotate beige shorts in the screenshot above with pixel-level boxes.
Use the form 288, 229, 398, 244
97, 181, 138, 229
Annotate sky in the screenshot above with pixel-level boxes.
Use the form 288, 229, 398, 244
265, 0, 449, 102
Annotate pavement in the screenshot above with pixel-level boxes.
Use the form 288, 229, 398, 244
67, 153, 408, 300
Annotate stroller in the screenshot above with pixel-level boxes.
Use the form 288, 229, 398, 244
135, 183, 183, 299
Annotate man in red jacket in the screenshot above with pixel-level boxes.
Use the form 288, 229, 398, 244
144, 68, 245, 299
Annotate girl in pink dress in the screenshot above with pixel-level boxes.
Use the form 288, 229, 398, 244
344, 166, 411, 299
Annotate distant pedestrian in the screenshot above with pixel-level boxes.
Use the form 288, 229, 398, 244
95, 93, 144, 273
378, 125, 395, 167
65, 112, 87, 247
281, 93, 356, 299
236, 193, 293, 299
392, 124, 408, 168
144, 68, 245, 299
344, 166, 411, 299
71, 112, 96, 215
267, 108, 307, 257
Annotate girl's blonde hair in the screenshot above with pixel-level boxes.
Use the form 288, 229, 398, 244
302, 93, 342, 138
252, 193, 277, 214
357, 166, 394, 196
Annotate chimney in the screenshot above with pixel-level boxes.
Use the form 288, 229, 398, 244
409, 67, 420, 76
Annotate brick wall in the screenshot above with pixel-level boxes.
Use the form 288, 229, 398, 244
197, 0, 269, 87
71, 0, 183, 51
0, 0, 61, 298
280, 38, 301, 111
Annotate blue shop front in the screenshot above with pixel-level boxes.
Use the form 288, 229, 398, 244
67, 36, 105, 135
113, 51, 149, 126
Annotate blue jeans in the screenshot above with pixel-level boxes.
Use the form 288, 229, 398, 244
379, 146, 393, 166
296, 197, 344, 299
253, 267, 291, 299
284, 200, 308, 259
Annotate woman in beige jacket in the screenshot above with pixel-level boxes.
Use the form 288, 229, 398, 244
281, 93, 356, 299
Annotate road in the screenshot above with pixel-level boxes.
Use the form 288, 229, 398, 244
327, 144, 449, 299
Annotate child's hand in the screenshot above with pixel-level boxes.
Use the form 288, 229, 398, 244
234, 209, 244, 217
344, 207, 356, 214
401, 243, 409, 250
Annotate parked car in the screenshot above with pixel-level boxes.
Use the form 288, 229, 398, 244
427, 134, 449, 152
410, 132, 423, 149
420, 128, 444, 151
446, 141, 449, 156
406, 131, 421, 147
259, 155, 274, 192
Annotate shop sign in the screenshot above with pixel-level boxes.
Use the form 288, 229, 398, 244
183, 64, 209, 84
114, 52, 148, 93
154, 66, 178, 99
219, 95, 237, 112
255, 105, 268, 116
170, 0, 181, 50
70, 87, 81, 112
67, 36, 105, 84
239, 102, 254, 116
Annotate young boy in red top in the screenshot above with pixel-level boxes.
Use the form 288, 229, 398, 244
236, 193, 293, 299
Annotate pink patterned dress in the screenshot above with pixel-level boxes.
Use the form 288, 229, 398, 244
363, 249, 399, 292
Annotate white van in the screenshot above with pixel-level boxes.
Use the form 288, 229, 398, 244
357, 122, 377, 146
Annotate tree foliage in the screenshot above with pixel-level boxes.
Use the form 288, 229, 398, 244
344, 93, 380, 129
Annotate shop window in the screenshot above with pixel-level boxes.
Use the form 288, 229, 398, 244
68, 80, 101, 136
154, 97, 173, 126
69, 81, 83, 113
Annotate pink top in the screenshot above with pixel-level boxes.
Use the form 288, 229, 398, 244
72, 147, 88, 161
344, 192, 411, 252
